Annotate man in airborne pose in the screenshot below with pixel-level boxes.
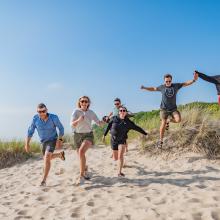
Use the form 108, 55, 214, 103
141, 73, 198, 147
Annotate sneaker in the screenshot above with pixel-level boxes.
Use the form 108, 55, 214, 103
40, 180, 46, 186
156, 140, 163, 148
75, 176, 85, 186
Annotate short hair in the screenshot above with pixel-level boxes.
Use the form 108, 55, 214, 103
77, 96, 91, 109
164, 74, 172, 80
114, 98, 121, 103
37, 103, 47, 109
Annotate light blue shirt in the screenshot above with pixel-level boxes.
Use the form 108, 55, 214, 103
27, 113, 64, 143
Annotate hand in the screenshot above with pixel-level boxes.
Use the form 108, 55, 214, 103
193, 72, 198, 81
25, 144, 30, 153
141, 85, 145, 90
78, 115, 84, 123
56, 140, 63, 149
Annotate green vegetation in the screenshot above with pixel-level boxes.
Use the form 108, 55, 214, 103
0, 140, 40, 169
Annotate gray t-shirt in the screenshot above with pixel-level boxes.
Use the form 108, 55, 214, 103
156, 83, 184, 111
71, 109, 100, 133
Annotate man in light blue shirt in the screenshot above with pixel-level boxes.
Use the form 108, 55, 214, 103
25, 103, 65, 186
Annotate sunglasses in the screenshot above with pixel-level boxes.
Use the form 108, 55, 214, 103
119, 109, 127, 112
165, 81, 172, 83
114, 103, 120, 106
38, 110, 46, 114
80, 100, 89, 104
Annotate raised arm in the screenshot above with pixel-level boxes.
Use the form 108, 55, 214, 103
141, 85, 158, 91
195, 70, 219, 84
182, 72, 198, 87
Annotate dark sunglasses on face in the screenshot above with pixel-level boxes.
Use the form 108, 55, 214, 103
38, 109, 46, 114
80, 100, 89, 104
165, 81, 171, 83
114, 102, 120, 106
119, 109, 127, 112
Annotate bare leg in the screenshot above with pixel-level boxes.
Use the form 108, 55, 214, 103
170, 112, 181, 123
42, 152, 52, 182
112, 150, 118, 161
78, 140, 92, 177
118, 145, 126, 175
160, 119, 167, 142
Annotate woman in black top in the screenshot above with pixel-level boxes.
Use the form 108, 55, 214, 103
103, 106, 147, 177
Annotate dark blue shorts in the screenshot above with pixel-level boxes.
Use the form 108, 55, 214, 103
41, 140, 56, 155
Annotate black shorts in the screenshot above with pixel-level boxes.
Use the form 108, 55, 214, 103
41, 140, 56, 155
111, 138, 127, 151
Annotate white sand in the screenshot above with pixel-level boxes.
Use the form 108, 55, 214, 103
1, 142, 220, 220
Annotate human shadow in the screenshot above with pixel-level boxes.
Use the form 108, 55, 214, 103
84, 166, 220, 190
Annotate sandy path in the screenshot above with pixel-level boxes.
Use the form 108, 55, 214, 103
1, 142, 220, 220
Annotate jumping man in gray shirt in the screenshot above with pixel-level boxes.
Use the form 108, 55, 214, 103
141, 73, 198, 147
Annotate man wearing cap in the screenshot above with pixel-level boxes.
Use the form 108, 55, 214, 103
25, 103, 65, 186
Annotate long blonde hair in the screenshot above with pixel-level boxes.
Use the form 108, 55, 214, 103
77, 96, 91, 110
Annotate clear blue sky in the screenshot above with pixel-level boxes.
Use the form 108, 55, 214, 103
0, 0, 219, 139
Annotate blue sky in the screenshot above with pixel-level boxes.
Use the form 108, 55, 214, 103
0, 0, 219, 139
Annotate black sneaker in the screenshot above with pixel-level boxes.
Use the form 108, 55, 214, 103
156, 140, 163, 148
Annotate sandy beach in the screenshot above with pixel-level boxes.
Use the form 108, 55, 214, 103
1, 142, 220, 220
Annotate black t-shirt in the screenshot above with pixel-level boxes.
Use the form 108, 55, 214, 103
156, 83, 183, 111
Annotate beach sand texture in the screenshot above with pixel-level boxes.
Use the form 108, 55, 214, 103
1, 142, 220, 220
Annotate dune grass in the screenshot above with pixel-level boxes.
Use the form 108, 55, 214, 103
0, 140, 41, 169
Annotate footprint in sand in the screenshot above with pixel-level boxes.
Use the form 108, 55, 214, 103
192, 213, 202, 220
57, 189, 65, 193
71, 198, 78, 202
213, 196, 220, 201
36, 196, 46, 202
70, 207, 81, 218
188, 198, 200, 203
17, 210, 27, 215
86, 200, 95, 207
211, 211, 220, 220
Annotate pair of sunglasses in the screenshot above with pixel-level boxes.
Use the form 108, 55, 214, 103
119, 109, 127, 112
80, 100, 89, 104
38, 109, 47, 114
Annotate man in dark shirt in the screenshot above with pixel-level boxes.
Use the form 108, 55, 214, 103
195, 70, 220, 105
141, 73, 198, 147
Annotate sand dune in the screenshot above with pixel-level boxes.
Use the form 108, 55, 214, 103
1, 142, 220, 220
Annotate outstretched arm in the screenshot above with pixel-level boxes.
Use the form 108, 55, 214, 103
128, 120, 148, 135
141, 85, 158, 91
182, 72, 198, 87
195, 70, 219, 85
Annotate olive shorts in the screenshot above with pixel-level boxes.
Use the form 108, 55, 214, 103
73, 132, 94, 148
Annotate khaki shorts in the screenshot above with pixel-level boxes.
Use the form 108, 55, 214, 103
74, 132, 94, 148
160, 109, 181, 120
